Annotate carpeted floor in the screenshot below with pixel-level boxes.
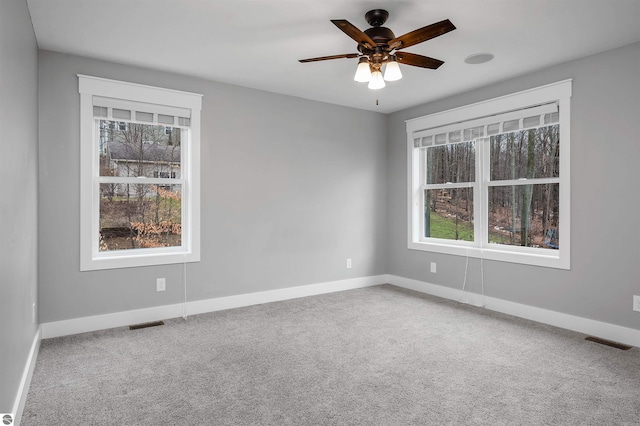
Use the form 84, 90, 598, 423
22, 285, 640, 425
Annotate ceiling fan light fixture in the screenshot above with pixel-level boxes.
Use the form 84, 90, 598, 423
383, 55, 402, 81
368, 69, 385, 90
300, 10, 456, 91
354, 57, 372, 82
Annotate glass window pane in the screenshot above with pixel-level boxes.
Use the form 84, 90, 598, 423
523, 115, 540, 128
503, 119, 520, 132
463, 126, 483, 141
424, 188, 474, 241
99, 183, 182, 251
98, 120, 182, 177
136, 111, 154, 122
93, 106, 108, 118
487, 184, 559, 249
544, 112, 559, 125
487, 123, 500, 135
426, 141, 476, 184
158, 114, 174, 125
434, 133, 447, 145
490, 125, 559, 181
448, 130, 461, 143
112, 108, 131, 120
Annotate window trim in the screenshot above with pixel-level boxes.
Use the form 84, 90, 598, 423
79, 75, 202, 271
406, 80, 571, 269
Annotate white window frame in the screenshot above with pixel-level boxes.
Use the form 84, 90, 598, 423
79, 75, 202, 271
407, 80, 571, 269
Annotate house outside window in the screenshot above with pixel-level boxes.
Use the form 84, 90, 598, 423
407, 80, 571, 269
79, 75, 202, 271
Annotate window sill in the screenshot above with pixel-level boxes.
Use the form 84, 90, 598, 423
81, 250, 199, 271
408, 240, 569, 270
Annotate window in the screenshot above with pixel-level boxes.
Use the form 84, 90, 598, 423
407, 80, 571, 269
79, 75, 202, 271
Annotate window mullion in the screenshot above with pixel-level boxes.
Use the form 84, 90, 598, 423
477, 137, 489, 248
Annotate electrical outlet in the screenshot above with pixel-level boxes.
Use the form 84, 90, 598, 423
633, 295, 640, 312
430, 262, 437, 273
346, 258, 352, 269
156, 278, 166, 292
32, 303, 36, 323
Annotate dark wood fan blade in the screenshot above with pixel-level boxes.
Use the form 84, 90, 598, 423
395, 52, 444, 69
388, 19, 456, 50
331, 19, 377, 49
299, 53, 359, 63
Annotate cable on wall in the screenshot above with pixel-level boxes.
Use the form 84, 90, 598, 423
460, 243, 486, 308
182, 255, 188, 320
479, 252, 486, 308
459, 135, 486, 308
461, 245, 470, 304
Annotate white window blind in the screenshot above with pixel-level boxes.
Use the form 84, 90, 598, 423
92, 96, 191, 127
413, 102, 559, 148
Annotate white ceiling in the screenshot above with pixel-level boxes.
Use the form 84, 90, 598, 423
27, 0, 640, 114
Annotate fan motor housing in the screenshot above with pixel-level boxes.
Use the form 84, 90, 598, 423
363, 9, 395, 47
364, 26, 395, 45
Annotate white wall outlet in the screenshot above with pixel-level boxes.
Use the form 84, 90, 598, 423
32, 302, 36, 323
346, 258, 352, 269
156, 278, 166, 292
633, 295, 640, 312
430, 262, 437, 273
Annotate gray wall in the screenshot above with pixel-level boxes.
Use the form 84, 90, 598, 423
386, 42, 640, 330
0, 0, 39, 412
38, 51, 387, 323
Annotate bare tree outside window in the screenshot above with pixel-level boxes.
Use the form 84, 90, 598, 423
98, 120, 182, 251
422, 124, 560, 249
488, 125, 560, 249
424, 141, 475, 241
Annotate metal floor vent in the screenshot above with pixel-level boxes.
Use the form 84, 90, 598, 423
129, 320, 165, 330
585, 336, 632, 350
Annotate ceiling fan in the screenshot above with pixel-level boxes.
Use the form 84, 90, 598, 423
299, 9, 456, 90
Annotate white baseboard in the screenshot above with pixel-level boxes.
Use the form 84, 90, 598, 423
186, 275, 384, 316
388, 274, 640, 348
41, 275, 387, 339
12, 327, 41, 426
39, 273, 640, 346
